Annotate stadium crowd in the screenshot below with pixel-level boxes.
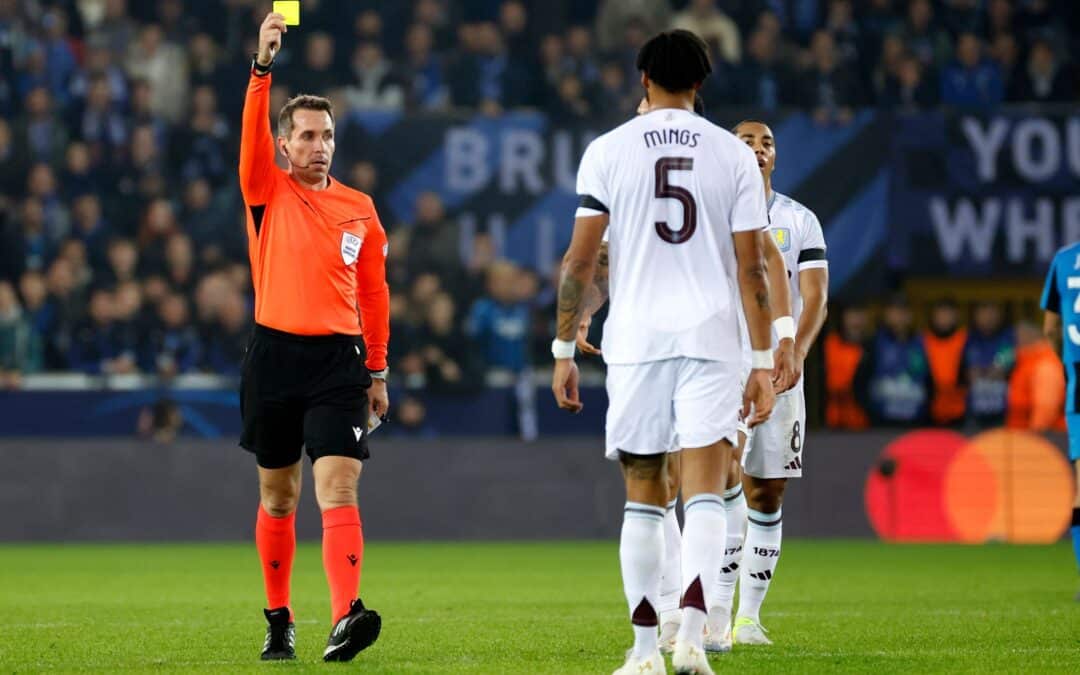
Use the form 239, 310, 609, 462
824, 295, 1066, 432
0, 0, 1076, 430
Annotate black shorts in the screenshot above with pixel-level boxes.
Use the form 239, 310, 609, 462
240, 324, 372, 469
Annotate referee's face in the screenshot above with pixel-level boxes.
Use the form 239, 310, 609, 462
735, 121, 775, 181
280, 109, 335, 182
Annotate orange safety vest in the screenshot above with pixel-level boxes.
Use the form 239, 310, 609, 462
824, 332, 869, 429
923, 328, 968, 426
1006, 341, 1066, 431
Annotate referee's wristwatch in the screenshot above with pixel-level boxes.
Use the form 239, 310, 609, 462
369, 368, 388, 381
251, 53, 274, 75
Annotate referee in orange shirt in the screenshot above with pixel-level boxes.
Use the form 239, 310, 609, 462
240, 13, 389, 662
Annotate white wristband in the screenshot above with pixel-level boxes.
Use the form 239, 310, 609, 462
773, 316, 796, 341
751, 349, 774, 370
551, 338, 576, 359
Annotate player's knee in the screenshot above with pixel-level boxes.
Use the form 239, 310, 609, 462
745, 479, 785, 512
315, 479, 358, 510
261, 491, 299, 518
619, 451, 666, 481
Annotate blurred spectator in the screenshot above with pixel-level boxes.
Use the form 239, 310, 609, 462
898, 0, 952, 69
403, 22, 448, 109
145, 292, 201, 377
985, 0, 1015, 43
858, 295, 931, 426
177, 85, 231, 183
595, 0, 670, 52
565, 25, 600, 85
963, 300, 1015, 428
446, 22, 531, 112
0, 118, 22, 200
943, 0, 983, 36
63, 142, 101, 200
44, 257, 81, 360
345, 41, 406, 111
825, 304, 871, 429
465, 260, 537, 439
57, 239, 92, 291
18, 197, 52, 274
861, 0, 902, 49
1006, 320, 1065, 432
406, 192, 463, 280
941, 32, 1004, 107
0, 280, 41, 387
550, 74, 592, 122
18, 270, 59, 367
500, 1, 536, 66
348, 161, 384, 212
281, 32, 338, 95
17, 87, 69, 166
164, 233, 196, 296
800, 30, 862, 125
990, 32, 1022, 94
69, 287, 134, 374
672, 0, 741, 64
188, 32, 238, 116
1008, 38, 1071, 103
880, 54, 937, 109
923, 298, 967, 427
137, 198, 180, 277
414, 292, 479, 393
71, 193, 112, 272
72, 74, 128, 162
92, 0, 139, 62
731, 28, 795, 109
181, 177, 237, 260
27, 164, 70, 243
105, 237, 139, 286
40, 8, 78, 105
126, 23, 189, 123
203, 288, 250, 375
822, 0, 861, 66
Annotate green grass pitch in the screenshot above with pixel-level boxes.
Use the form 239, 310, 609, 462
1, 541, 1079, 673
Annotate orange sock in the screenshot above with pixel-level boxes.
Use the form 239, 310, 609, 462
255, 505, 296, 615
322, 505, 363, 622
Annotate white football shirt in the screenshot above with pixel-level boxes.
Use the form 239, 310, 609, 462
576, 108, 769, 365
761, 190, 828, 393
767, 191, 828, 341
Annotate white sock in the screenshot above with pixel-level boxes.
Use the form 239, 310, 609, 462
737, 507, 782, 624
676, 494, 725, 648
657, 498, 682, 626
710, 484, 747, 619
620, 502, 665, 659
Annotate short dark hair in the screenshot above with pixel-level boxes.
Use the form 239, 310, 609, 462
636, 30, 712, 93
731, 119, 771, 134
278, 94, 334, 138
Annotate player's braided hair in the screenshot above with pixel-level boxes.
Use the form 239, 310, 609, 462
278, 94, 335, 138
636, 30, 712, 93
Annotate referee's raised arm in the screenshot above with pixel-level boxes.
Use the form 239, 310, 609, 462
239, 13, 286, 204
238, 11, 389, 664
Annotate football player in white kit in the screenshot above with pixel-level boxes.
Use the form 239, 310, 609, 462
552, 30, 777, 675
726, 120, 830, 647
578, 97, 798, 659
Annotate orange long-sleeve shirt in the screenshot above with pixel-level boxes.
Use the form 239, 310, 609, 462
1006, 341, 1065, 432
239, 70, 389, 371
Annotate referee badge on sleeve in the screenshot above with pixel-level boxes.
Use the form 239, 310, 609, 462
341, 232, 362, 265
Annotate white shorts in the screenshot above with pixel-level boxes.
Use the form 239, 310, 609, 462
742, 388, 806, 478
605, 358, 741, 460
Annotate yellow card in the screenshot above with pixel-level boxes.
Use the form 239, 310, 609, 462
273, 1, 300, 25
